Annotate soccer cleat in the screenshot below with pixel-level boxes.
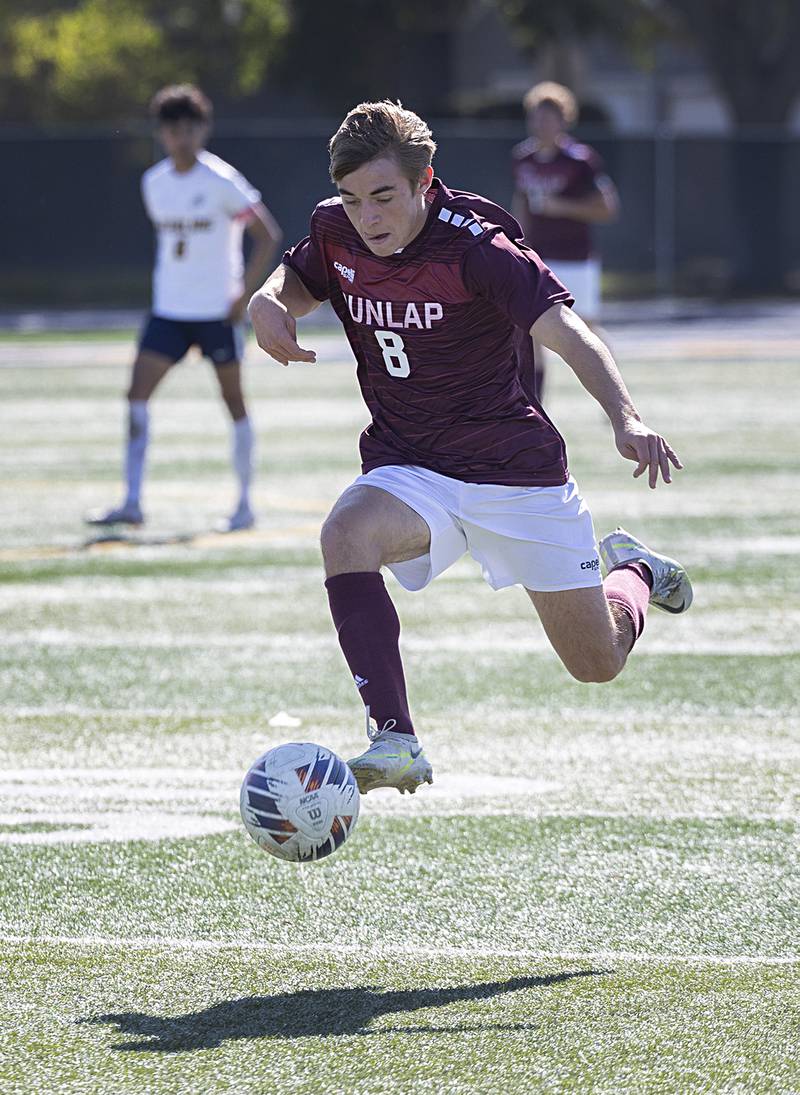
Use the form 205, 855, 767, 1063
599, 526, 693, 614
214, 503, 255, 533
84, 502, 144, 527
347, 730, 434, 796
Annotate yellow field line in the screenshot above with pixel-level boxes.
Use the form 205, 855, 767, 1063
0, 524, 321, 562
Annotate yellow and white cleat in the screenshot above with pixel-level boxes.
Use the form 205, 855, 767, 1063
599, 526, 693, 614
347, 731, 433, 796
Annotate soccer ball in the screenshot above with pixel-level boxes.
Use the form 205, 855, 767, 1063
240, 742, 360, 863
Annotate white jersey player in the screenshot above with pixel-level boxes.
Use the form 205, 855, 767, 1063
86, 84, 282, 532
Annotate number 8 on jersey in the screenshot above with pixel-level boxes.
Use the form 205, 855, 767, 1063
375, 330, 411, 378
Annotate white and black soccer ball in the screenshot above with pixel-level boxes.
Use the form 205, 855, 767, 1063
240, 742, 360, 863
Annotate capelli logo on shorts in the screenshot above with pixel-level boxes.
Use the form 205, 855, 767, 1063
334, 261, 355, 283
581, 558, 600, 571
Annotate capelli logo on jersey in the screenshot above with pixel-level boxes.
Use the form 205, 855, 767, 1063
581, 558, 600, 571
334, 261, 355, 283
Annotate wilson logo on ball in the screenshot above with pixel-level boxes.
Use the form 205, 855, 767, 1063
240, 742, 360, 862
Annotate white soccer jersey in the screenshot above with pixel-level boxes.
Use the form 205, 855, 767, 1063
141, 150, 261, 320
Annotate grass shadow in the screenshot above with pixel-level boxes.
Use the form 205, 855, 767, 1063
81, 531, 197, 549
80, 969, 608, 1051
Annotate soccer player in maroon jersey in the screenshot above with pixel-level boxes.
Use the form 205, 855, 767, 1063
511, 82, 619, 402
249, 101, 691, 796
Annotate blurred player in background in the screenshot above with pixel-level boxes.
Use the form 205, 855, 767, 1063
248, 101, 692, 798
87, 84, 281, 532
511, 82, 619, 402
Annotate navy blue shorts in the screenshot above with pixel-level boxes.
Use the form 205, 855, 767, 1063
139, 314, 244, 366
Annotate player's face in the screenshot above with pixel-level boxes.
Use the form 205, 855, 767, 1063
158, 119, 208, 167
528, 104, 565, 144
337, 157, 433, 257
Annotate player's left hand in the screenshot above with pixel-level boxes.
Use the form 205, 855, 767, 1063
614, 419, 683, 488
227, 294, 248, 323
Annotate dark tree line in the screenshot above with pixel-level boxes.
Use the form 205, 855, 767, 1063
3, 0, 799, 126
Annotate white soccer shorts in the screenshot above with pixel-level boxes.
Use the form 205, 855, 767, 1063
346, 465, 602, 593
545, 258, 601, 323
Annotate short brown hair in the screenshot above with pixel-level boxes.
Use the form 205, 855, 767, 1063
150, 84, 212, 125
329, 100, 436, 184
523, 81, 578, 127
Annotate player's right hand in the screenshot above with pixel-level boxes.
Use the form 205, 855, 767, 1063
247, 292, 317, 367
614, 419, 683, 489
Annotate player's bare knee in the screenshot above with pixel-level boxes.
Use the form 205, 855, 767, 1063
564, 647, 624, 684
320, 511, 382, 572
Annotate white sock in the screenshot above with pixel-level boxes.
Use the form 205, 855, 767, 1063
232, 415, 254, 509
125, 400, 149, 507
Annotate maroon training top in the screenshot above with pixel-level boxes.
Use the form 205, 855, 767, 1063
511, 138, 607, 261
284, 178, 573, 486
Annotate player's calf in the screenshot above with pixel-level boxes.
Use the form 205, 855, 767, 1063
527, 585, 629, 684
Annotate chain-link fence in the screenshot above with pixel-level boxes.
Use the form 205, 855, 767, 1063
2, 121, 797, 306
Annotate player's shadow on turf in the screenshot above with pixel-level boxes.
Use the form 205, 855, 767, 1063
81, 969, 607, 1052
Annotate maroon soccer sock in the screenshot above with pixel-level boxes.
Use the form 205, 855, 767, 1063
325, 571, 415, 736
604, 562, 652, 648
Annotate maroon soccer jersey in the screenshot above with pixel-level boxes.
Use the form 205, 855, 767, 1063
283, 178, 573, 486
511, 138, 607, 261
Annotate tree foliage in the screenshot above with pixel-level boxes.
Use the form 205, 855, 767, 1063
499, 0, 800, 124
664, 0, 800, 124
0, 0, 289, 122
499, 0, 664, 63
3, 0, 799, 126
275, 0, 466, 117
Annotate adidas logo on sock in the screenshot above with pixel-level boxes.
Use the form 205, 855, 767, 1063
354, 674, 369, 690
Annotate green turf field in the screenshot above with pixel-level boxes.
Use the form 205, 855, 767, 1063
0, 321, 798, 1093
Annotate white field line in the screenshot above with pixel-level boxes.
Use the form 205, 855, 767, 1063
1, 706, 797, 728
0, 334, 352, 368
0, 810, 237, 845
2, 628, 800, 657
0, 932, 796, 967
2, 770, 799, 825
1, 769, 799, 831
3, 324, 799, 365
